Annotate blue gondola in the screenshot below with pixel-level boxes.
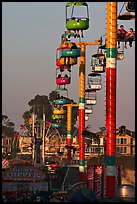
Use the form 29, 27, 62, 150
51, 123, 62, 129
55, 98, 71, 105
61, 48, 81, 58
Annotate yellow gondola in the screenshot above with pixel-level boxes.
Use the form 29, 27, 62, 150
53, 109, 65, 115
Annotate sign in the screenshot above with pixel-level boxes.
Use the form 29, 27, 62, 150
2, 181, 49, 195
2, 166, 45, 181
87, 165, 121, 197
87, 165, 104, 198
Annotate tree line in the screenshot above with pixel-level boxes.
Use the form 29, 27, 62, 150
2, 91, 79, 138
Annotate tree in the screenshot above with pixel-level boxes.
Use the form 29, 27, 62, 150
82, 128, 100, 147
22, 92, 79, 137
49, 90, 59, 103
22, 111, 31, 124
23, 94, 53, 123
2, 115, 15, 138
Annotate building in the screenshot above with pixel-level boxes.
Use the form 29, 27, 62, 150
72, 126, 135, 158
2, 135, 12, 155
2, 126, 135, 159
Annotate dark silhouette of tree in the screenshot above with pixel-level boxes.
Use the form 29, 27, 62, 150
22, 92, 78, 137
22, 111, 31, 124
2, 115, 15, 138
49, 90, 59, 103
82, 128, 100, 147
23, 95, 52, 123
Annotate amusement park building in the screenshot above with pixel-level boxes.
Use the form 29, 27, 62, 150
2, 127, 135, 158
2, 135, 12, 155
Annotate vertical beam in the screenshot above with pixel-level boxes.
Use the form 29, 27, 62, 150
42, 112, 45, 163
67, 105, 72, 161
79, 43, 86, 182
63, 103, 79, 161
32, 112, 35, 162
106, 2, 117, 197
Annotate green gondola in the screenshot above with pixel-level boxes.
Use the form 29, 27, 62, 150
66, 2, 89, 30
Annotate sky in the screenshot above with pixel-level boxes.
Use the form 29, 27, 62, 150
2, 2, 135, 132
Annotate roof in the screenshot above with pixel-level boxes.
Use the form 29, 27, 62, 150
126, 129, 135, 138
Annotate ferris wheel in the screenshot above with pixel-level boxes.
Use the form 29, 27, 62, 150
17, 120, 63, 157
12, 123, 33, 158
44, 121, 63, 155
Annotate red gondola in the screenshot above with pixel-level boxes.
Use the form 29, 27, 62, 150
50, 163, 59, 168
56, 67, 71, 86
56, 76, 71, 85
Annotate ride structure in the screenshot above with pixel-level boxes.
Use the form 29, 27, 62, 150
105, 2, 117, 197
65, 1, 103, 182
74, 40, 102, 181
54, 1, 135, 198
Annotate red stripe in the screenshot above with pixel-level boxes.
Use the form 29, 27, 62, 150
106, 68, 116, 156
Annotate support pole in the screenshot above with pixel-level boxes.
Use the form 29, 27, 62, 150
70, 40, 101, 182
42, 112, 45, 164
79, 43, 86, 182
106, 2, 117, 197
63, 104, 79, 161
67, 105, 72, 161
32, 112, 35, 162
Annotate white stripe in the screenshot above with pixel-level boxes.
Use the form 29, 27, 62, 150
106, 58, 116, 68
106, 165, 116, 176
67, 134, 71, 139
79, 103, 85, 109
79, 166, 85, 172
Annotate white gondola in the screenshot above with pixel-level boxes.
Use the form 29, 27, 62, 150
91, 53, 106, 73
85, 108, 92, 114
85, 89, 97, 105
87, 73, 102, 90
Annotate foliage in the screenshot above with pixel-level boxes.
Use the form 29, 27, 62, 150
82, 128, 100, 148
2, 115, 15, 138
22, 94, 53, 123
22, 92, 78, 136
49, 90, 59, 102
22, 111, 31, 124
